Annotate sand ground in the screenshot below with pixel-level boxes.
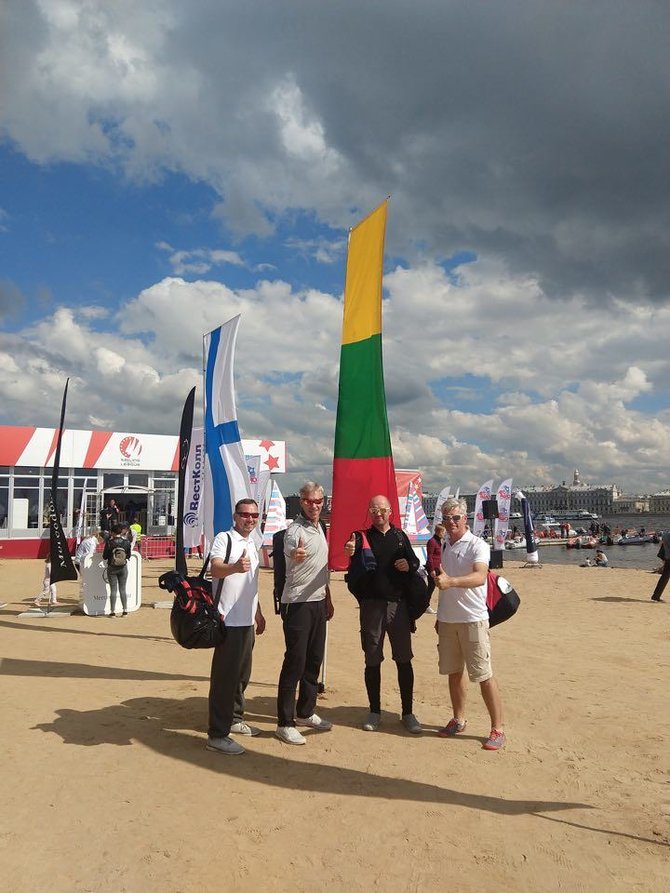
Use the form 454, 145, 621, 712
0, 556, 668, 892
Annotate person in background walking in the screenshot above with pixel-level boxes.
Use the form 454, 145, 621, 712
34, 558, 59, 607
424, 524, 446, 615
651, 530, 670, 603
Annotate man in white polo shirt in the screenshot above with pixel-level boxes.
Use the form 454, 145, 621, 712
433, 497, 505, 751
207, 498, 266, 756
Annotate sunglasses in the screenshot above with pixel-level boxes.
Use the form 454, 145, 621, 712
236, 512, 259, 520
369, 507, 390, 515
301, 498, 324, 506
442, 514, 463, 523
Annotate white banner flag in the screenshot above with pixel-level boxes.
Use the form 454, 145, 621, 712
472, 479, 494, 538
203, 316, 252, 543
493, 478, 513, 551
183, 426, 205, 549
75, 477, 88, 543
431, 485, 451, 533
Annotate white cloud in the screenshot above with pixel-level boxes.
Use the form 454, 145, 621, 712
1, 2, 669, 494
0, 256, 668, 494
156, 242, 244, 275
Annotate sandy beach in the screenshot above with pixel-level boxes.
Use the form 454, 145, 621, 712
0, 556, 668, 892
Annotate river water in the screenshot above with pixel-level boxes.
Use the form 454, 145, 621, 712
519, 513, 668, 571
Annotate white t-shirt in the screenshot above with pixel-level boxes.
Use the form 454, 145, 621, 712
76, 536, 98, 560
438, 528, 490, 623
211, 528, 259, 627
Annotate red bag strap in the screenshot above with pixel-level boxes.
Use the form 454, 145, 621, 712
351, 530, 371, 550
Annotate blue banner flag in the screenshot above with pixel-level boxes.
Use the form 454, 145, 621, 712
203, 316, 251, 542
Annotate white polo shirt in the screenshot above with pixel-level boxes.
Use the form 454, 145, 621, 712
438, 528, 490, 623
211, 528, 259, 627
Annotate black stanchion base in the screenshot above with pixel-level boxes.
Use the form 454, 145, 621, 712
489, 550, 504, 570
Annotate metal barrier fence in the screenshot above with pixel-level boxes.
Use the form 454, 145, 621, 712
140, 536, 176, 560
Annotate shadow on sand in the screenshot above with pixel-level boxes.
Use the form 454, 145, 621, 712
31, 691, 669, 848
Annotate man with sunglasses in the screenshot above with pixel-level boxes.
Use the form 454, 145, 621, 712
433, 497, 505, 751
206, 498, 266, 756
275, 482, 334, 745
344, 495, 422, 735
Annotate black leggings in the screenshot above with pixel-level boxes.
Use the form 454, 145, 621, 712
108, 565, 128, 613
364, 660, 414, 715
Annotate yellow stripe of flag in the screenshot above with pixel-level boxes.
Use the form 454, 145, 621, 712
341, 199, 388, 345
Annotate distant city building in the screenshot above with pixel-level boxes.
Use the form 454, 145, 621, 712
519, 470, 620, 516
419, 473, 669, 521
611, 496, 650, 514
649, 491, 670, 514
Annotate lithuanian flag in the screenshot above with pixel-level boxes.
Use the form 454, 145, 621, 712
329, 200, 400, 570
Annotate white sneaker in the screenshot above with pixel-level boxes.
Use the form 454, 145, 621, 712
296, 713, 333, 731
230, 721, 261, 737
206, 736, 245, 755
275, 726, 306, 745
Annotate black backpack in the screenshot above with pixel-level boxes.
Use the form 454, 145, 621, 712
108, 537, 128, 567
271, 520, 327, 615
345, 527, 430, 621
159, 537, 231, 649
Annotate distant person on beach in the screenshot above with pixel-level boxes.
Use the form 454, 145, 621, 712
594, 548, 608, 567
275, 481, 334, 746
129, 522, 142, 550
433, 497, 506, 751
34, 558, 59, 607
424, 524, 446, 613
75, 531, 100, 569
344, 494, 422, 735
207, 499, 266, 756
103, 523, 131, 616
100, 498, 119, 540
651, 530, 670, 603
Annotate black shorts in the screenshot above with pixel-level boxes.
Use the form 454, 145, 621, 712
359, 598, 413, 666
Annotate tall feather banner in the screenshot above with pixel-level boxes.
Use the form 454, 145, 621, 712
175, 387, 196, 576
329, 199, 399, 570
49, 379, 78, 584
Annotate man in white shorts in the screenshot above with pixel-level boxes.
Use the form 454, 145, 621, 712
433, 497, 505, 751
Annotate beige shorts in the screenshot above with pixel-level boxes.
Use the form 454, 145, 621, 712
437, 620, 492, 683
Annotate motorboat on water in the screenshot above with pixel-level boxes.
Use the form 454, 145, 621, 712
536, 510, 600, 522
504, 539, 529, 550
566, 535, 599, 549
615, 533, 660, 545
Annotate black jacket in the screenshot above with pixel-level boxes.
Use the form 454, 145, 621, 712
354, 525, 419, 601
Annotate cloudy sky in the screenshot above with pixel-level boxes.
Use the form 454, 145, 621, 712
1, 0, 669, 495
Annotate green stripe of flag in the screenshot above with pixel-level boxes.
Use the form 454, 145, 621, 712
334, 333, 392, 458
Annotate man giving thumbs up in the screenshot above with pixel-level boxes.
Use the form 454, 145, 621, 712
206, 498, 266, 757
275, 481, 334, 745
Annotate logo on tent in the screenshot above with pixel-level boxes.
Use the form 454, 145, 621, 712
120, 436, 143, 459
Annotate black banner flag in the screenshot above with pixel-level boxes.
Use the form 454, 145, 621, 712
175, 387, 196, 577
49, 379, 78, 584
